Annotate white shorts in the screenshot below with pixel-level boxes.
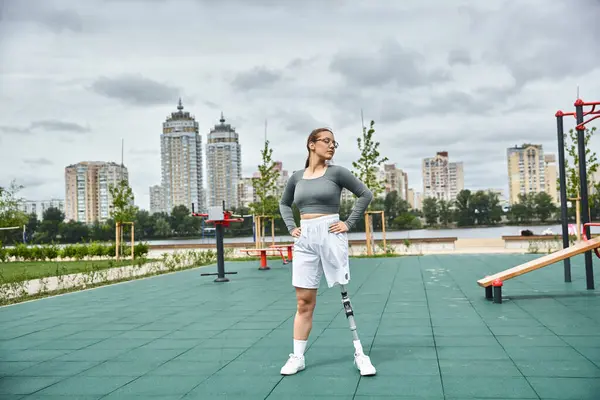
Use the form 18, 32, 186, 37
292, 214, 350, 289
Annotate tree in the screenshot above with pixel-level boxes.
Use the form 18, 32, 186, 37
109, 179, 137, 224
0, 180, 28, 244
534, 192, 557, 222
422, 197, 439, 226
437, 199, 453, 227
351, 119, 389, 201
109, 179, 137, 257
454, 190, 475, 227
250, 140, 281, 217
561, 126, 598, 203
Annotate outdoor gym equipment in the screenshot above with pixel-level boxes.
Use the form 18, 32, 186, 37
364, 210, 386, 256
191, 203, 243, 282
477, 97, 600, 303
555, 98, 600, 288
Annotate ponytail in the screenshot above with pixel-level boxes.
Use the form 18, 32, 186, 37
305, 154, 310, 168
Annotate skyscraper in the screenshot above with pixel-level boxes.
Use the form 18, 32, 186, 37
206, 113, 242, 209
160, 99, 205, 213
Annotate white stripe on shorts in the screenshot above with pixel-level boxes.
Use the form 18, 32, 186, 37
292, 214, 350, 289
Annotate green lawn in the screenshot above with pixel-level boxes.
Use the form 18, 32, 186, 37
0, 259, 154, 284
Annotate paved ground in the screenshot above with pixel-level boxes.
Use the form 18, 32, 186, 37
1, 253, 599, 399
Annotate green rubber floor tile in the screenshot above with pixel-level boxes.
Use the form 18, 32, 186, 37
442, 376, 538, 398
528, 377, 600, 399
269, 375, 358, 397
370, 358, 440, 376
13, 360, 99, 377
62, 330, 120, 340
432, 326, 491, 336
355, 375, 443, 397
146, 360, 224, 376
434, 336, 499, 347
162, 329, 222, 340
373, 334, 435, 347
560, 335, 600, 347
0, 361, 39, 376
504, 346, 589, 361
0, 376, 64, 395
53, 348, 128, 362
437, 346, 510, 361
495, 335, 571, 347
515, 359, 600, 378
184, 374, 281, 397
439, 359, 522, 377
1, 350, 70, 363
81, 359, 166, 376
111, 347, 187, 363
106, 375, 206, 397
173, 347, 246, 362
85, 337, 154, 350
20, 395, 101, 399
138, 338, 201, 350
33, 375, 136, 396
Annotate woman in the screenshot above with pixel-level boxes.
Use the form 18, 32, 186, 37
278, 127, 377, 376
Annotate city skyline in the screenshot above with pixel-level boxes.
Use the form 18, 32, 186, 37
1, 1, 599, 210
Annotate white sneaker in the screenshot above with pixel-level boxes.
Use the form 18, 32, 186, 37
354, 352, 376, 376
280, 353, 305, 375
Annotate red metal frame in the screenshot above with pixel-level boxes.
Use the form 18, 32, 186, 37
573, 99, 600, 131
582, 222, 600, 258
191, 211, 243, 227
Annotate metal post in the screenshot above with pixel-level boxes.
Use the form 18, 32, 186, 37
214, 223, 228, 282
556, 111, 571, 282
575, 99, 595, 290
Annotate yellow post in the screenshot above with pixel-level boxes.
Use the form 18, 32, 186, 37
115, 222, 120, 260
365, 213, 372, 256
381, 210, 387, 250
130, 222, 135, 261
271, 217, 275, 246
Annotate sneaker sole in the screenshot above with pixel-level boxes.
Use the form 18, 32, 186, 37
281, 365, 305, 375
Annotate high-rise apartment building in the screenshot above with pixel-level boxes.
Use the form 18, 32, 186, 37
422, 151, 464, 201
206, 113, 242, 209
160, 99, 205, 213
383, 163, 409, 200
64, 161, 128, 223
149, 185, 166, 214
19, 199, 65, 221
506, 144, 558, 204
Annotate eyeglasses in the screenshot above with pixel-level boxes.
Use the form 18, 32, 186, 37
315, 138, 339, 148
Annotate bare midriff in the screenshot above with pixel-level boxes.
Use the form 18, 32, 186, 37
301, 213, 334, 220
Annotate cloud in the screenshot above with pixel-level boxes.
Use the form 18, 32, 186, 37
1, 1, 84, 33
0, 120, 90, 135
90, 75, 181, 106
23, 158, 53, 166
329, 39, 450, 89
231, 66, 284, 92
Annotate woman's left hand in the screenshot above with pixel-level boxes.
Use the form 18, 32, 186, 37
329, 221, 349, 234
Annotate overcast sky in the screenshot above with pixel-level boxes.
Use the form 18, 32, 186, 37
1, 0, 600, 210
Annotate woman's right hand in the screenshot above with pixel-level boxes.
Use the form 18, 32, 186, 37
291, 228, 302, 238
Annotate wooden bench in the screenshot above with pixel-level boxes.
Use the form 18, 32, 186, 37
239, 247, 289, 270
269, 244, 294, 261
477, 236, 600, 303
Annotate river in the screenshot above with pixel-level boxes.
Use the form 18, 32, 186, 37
147, 224, 566, 245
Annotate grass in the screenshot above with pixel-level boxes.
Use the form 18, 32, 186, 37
0, 258, 155, 284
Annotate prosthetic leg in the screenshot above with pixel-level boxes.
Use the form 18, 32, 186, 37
340, 285, 376, 376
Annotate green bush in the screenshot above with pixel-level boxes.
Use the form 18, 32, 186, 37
0, 241, 149, 262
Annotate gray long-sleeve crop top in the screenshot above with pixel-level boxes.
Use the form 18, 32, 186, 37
279, 165, 373, 234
